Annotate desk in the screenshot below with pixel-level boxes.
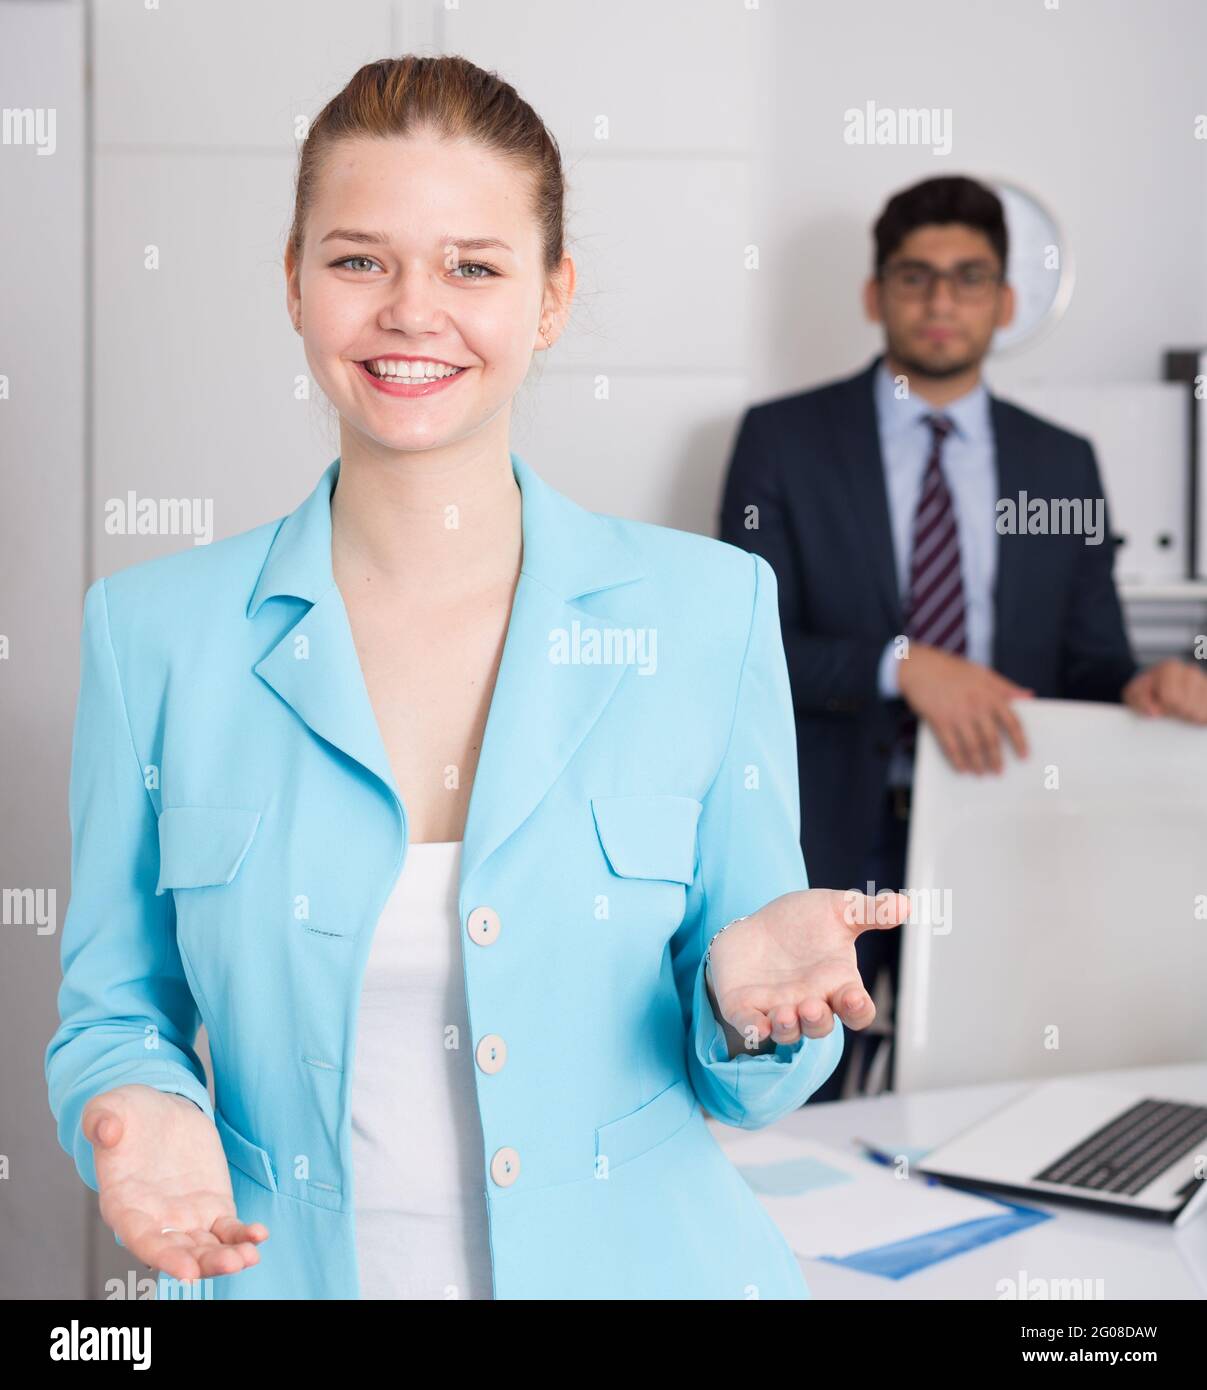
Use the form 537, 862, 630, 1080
708, 1062, 1207, 1299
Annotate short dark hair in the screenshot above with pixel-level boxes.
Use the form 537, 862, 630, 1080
872, 175, 1008, 275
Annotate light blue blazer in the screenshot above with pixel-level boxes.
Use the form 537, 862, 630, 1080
46, 452, 843, 1300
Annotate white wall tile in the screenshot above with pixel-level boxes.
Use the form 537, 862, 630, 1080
442, 0, 763, 154
95, 0, 394, 148
93, 149, 334, 574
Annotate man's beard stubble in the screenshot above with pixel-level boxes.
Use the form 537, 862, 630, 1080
886, 338, 986, 383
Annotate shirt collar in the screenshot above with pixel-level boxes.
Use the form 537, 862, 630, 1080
872, 354, 992, 444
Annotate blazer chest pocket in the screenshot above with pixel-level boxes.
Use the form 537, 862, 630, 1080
590, 793, 702, 885
155, 806, 262, 896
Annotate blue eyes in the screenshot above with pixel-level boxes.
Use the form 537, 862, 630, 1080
330, 256, 499, 280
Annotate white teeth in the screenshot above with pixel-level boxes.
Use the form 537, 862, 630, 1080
365, 359, 463, 380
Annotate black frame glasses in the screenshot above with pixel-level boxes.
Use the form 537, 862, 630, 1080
880, 259, 1004, 302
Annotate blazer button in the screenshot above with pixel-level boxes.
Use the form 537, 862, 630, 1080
467, 905, 501, 945
490, 1146, 520, 1187
475, 1034, 508, 1074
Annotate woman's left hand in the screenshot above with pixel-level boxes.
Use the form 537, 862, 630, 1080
704, 889, 911, 1053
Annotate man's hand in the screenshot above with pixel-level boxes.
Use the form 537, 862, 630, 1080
82, 1084, 269, 1283
704, 888, 911, 1054
898, 644, 1032, 773
1122, 659, 1207, 724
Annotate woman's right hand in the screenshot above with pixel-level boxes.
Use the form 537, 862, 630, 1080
82, 1084, 269, 1283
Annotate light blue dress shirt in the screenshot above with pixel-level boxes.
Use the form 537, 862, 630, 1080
872, 359, 998, 782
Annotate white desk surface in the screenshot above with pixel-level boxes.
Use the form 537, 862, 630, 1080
707, 1062, 1207, 1300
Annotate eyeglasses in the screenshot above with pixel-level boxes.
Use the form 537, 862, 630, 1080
880, 260, 1004, 302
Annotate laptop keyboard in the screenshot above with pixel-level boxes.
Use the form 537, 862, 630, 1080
1034, 1098, 1207, 1197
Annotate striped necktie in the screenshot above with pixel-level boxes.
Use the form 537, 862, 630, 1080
895, 413, 964, 761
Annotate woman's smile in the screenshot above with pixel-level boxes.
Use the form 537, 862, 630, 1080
353, 356, 472, 397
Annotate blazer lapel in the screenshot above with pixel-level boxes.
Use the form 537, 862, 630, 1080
460, 569, 634, 886
460, 455, 647, 883
834, 355, 901, 630
246, 454, 645, 884
252, 583, 399, 802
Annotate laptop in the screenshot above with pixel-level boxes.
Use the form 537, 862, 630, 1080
917, 1079, 1207, 1227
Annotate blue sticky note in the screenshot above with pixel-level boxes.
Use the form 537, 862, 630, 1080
738, 1155, 855, 1197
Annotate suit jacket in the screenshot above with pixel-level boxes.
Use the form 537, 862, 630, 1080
719, 354, 1140, 893
46, 452, 843, 1300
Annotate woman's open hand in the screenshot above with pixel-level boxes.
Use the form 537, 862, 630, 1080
705, 888, 911, 1052
82, 1084, 269, 1283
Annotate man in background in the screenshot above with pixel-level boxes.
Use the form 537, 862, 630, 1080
720, 175, 1207, 1102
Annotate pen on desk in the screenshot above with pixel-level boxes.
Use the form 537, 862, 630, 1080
853, 1136, 893, 1166
853, 1137, 939, 1185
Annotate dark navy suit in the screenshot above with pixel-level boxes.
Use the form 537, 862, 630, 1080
720, 354, 1140, 1096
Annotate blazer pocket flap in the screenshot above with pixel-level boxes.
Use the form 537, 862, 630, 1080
156, 806, 262, 895
595, 1078, 697, 1170
590, 794, 702, 883
214, 1106, 278, 1192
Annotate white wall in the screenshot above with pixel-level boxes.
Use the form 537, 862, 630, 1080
0, 0, 86, 1300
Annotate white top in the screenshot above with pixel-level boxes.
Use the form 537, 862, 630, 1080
351, 839, 494, 1300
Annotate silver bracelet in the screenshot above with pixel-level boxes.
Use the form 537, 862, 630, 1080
706, 914, 749, 965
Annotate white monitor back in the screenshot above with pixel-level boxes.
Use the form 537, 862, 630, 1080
896, 698, 1207, 1092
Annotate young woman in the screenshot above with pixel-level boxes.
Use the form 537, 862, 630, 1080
46, 55, 905, 1301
